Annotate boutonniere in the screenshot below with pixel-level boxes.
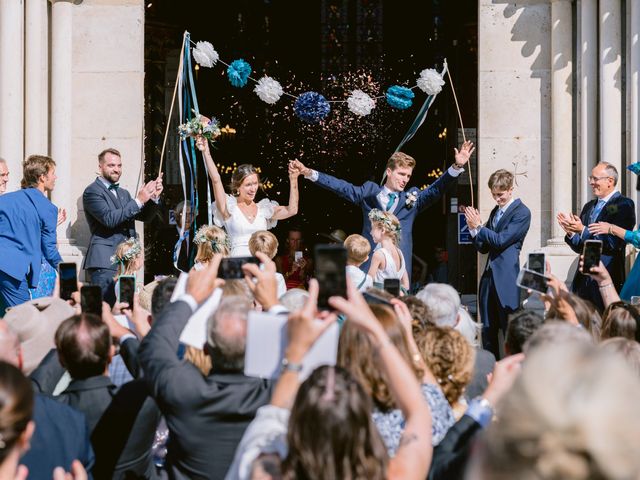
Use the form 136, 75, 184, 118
405, 190, 418, 209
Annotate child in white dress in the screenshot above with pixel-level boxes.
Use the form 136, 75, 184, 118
249, 231, 287, 298
192, 225, 231, 270
367, 209, 409, 292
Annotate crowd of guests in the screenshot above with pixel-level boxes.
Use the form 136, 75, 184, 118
0, 148, 638, 480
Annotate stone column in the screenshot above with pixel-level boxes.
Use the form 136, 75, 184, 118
579, 0, 598, 207
25, 0, 49, 157
599, 0, 622, 173
0, 0, 24, 189
548, 0, 573, 244
630, 0, 640, 180
50, 0, 83, 261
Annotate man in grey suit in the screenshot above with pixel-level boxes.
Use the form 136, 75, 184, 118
82, 148, 162, 295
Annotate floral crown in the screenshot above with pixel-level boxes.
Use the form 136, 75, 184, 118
193, 225, 231, 253
110, 238, 142, 265
368, 208, 402, 236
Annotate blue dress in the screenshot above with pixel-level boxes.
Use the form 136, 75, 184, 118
620, 230, 640, 300
30, 259, 57, 299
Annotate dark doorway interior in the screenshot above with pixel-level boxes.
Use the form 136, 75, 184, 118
143, 0, 477, 292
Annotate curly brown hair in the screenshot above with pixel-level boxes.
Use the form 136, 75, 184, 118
416, 326, 474, 406
337, 304, 422, 411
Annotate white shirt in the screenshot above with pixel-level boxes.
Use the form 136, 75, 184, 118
346, 265, 373, 291
470, 197, 516, 237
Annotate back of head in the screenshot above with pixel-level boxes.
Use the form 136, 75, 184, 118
21, 154, 55, 189
0, 362, 34, 464
416, 283, 460, 328
221, 279, 253, 301
206, 296, 251, 372
55, 314, 111, 379
601, 302, 640, 342
523, 321, 593, 354
505, 310, 544, 355
249, 230, 279, 259
475, 342, 640, 480
337, 303, 419, 411
194, 225, 230, 261
368, 209, 401, 245
112, 237, 142, 275
151, 277, 178, 317
416, 326, 475, 406
400, 295, 432, 337
279, 288, 309, 312
455, 307, 481, 348
599, 338, 640, 377
344, 234, 371, 265
285, 366, 388, 480
547, 291, 601, 341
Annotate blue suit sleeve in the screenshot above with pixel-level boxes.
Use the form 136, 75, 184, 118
416, 171, 457, 212
83, 188, 141, 229
474, 208, 531, 253
314, 171, 370, 205
41, 205, 62, 269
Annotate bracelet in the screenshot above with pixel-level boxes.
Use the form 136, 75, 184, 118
598, 283, 613, 289
608, 226, 613, 235
281, 357, 303, 374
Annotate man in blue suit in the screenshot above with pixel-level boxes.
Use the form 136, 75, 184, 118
557, 162, 635, 310
82, 148, 162, 296
0, 155, 62, 308
464, 169, 531, 358
292, 141, 474, 277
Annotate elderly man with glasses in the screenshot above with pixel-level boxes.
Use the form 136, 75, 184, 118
557, 162, 636, 310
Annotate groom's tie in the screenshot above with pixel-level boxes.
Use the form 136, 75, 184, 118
386, 193, 397, 211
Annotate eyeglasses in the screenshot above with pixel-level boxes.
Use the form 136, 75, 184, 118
588, 176, 612, 182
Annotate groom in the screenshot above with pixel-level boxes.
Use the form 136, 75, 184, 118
292, 141, 474, 277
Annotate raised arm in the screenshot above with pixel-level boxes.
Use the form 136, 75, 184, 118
197, 136, 230, 221
271, 162, 300, 221
291, 159, 369, 206
83, 182, 154, 230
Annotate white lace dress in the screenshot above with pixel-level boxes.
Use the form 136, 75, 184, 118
373, 245, 406, 284
212, 195, 279, 257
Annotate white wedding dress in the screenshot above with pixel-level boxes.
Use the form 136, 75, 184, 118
212, 195, 279, 257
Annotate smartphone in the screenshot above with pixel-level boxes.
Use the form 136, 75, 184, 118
80, 286, 103, 316
516, 268, 550, 295
383, 278, 401, 297
294, 251, 303, 262
581, 239, 603, 274
58, 262, 78, 301
362, 291, 393, 306
527, 252, 546, 275
219, 257, 260, 279
118, 275, 136, 307
314, 244, 347, 310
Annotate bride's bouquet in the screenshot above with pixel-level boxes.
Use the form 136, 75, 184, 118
178, 113, 221, 143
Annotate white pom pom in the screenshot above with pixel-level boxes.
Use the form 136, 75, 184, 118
347, 89, 376, 116
417, 68, 445, 95
192, 41, 219, 68
254, 76, 284, 104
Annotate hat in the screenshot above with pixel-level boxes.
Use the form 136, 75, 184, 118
4, 297, 76, 375
320, 229, 347, 243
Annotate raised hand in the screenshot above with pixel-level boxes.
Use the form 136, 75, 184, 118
195, 135, 210, 154
288, 161, 300, 179
454, 140, 475, 167
136, 180, 156, 204
290, 159, 310, 177
151, 173, 164, 201
463, 206, 482, 229
57, 208, 67, 226
186, 255, 223, 304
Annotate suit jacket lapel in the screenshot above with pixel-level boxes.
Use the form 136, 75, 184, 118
95, 178, 120, 210
595, 192, 620, 222
487, 206, 499, 230
495, 199, 521, 230
393, 191, 407, 215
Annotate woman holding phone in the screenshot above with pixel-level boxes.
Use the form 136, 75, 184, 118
196, 135, 300, 257
589, 222, 640, 301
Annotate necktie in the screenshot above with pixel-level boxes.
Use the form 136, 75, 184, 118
492, 209, 503, 229
385, 193, 397, 211
108, 183, 120, 191
589, 199, 606, 224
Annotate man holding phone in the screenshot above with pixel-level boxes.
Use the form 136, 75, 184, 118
464, 169, 531, 358
557, 162, 635, 310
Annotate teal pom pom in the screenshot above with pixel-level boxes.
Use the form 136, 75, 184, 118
227, 59, 252, 88
627, 162, 640, 175
294, 92, 331, 123
386, 85, 414, 110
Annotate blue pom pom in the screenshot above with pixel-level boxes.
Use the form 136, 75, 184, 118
386, 85, 415, 110
627, 162, 640, 175
294, 91, 331, 123
227, 59, 252, 88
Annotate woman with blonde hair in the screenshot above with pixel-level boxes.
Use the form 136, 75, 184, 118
196, 135, 300, 256
193, 225, 230, 269
367, 209, 409, 291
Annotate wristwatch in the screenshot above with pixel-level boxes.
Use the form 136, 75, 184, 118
281, 357, 303, 374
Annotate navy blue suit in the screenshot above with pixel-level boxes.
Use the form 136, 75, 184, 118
21, 394, 95, 478
313, 170, 458, 276
565, 192, 635, 310
82, 178, 157, 294
0, 188, 61, 307
473, 199, 531, 357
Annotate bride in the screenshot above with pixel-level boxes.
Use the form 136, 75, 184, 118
196, 136, 300, 256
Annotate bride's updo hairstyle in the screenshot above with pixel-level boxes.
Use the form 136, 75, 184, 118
230, 164, 261, 196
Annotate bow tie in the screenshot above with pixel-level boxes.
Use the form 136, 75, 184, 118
108, 183, 120, 191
